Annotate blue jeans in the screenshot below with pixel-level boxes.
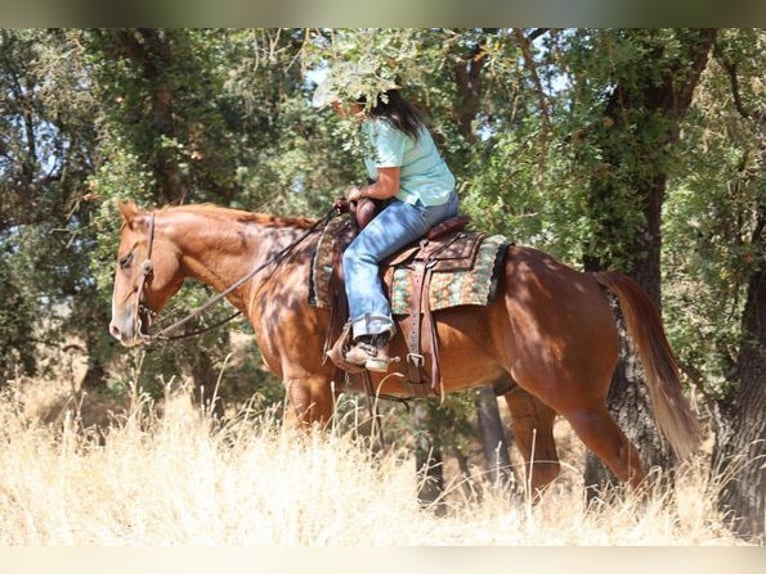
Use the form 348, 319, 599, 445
342, 192, 459, 339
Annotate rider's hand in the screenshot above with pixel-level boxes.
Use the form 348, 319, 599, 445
345, 186, 364, 202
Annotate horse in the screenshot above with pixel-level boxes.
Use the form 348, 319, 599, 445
108, 200, 700, 494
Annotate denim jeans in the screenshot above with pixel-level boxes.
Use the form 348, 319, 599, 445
342, 191, 459, 339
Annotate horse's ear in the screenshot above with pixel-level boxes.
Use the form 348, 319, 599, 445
118, 200, 139, 223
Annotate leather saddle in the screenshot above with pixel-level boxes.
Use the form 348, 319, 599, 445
320, 199, 485, 397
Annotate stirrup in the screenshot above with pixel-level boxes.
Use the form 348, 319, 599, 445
364, 356, 390, 373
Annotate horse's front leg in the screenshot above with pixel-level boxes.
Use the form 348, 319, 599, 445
503, 384, 561, 498
283, 370, 336, 431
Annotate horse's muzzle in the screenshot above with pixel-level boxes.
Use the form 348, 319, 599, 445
109, 325, 142, 347
109, 307, 150, 347
109, 323, 143, 347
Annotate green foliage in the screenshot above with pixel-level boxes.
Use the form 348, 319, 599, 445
0, 253, 37, 378
0, 29, 104, 381
663, 29, 766, 399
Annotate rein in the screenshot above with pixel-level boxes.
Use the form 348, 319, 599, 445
138, 206, 338, 344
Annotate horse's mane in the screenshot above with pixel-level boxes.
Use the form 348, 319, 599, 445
157, 203, 317, 229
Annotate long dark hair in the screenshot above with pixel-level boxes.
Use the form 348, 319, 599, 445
360, 89, 425, 141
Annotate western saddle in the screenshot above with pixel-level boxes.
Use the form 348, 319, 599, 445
322, 199, 486, 398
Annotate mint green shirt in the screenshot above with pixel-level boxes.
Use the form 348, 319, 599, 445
362, 118, 455, 207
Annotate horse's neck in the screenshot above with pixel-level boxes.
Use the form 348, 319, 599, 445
163, 209, 312, 297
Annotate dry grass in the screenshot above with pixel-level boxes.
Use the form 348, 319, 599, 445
0, 373, 751, 547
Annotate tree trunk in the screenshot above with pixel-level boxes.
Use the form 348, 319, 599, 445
413, 400, 446, 515
581, 29, 716, 494
475, 386, 514, 488
80, 360, 105, 392
712, 225, 766, 541
186, 345, 225, 419
113, 28, 187, 204
454, 446, 482, 502
707, 36, 766, 543
453, 40, 488, 142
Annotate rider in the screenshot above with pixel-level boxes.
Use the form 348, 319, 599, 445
313, 68, 459, 372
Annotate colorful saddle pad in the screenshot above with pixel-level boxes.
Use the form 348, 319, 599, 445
385, 233, 510, 314
308, 213, 510, 312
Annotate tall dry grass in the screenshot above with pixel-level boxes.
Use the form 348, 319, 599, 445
0, 376, 750, 546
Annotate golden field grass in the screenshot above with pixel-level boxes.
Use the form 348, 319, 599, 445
0, 370, 752, 547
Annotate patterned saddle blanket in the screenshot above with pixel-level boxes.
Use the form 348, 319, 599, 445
308, 213, 510, 313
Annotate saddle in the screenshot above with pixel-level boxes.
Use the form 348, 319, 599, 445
312, 199, 508, 398
391, 220, 482, 396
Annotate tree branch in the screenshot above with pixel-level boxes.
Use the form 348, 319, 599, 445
716, 50, 752, 121
453, 39, 488, 141
514, 28, 550, 185
526, 28, 549, 43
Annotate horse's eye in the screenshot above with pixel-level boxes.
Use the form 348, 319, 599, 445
119, 252, 134, 269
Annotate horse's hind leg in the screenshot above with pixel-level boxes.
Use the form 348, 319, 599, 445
561, 404, 644, 489
503, 385, 560, 497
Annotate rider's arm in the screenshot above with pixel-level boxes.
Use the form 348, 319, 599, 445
346, 166, 399, 202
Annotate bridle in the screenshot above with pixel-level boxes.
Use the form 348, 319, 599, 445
131, 206, 337, 344
133, 213, 157, 342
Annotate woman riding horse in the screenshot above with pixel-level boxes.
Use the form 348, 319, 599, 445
108, 198, 700, 495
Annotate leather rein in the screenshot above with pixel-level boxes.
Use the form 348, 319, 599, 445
134, 207, 336, 344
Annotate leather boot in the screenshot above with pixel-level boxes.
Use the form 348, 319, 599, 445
345, 332, 391, 372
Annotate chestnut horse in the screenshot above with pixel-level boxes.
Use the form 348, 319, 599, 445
108, 201, 700, 493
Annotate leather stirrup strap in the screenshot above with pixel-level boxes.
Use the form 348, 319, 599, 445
407, 256, 428, 389
424, 288, 442, 398
322, 234, 349, 360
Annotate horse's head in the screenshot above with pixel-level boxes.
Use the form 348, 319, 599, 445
108, 201, 184, 347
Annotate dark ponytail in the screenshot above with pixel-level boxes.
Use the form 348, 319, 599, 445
361, 89, 425, 141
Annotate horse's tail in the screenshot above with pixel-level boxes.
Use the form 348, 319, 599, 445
591, 271, 701, 460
